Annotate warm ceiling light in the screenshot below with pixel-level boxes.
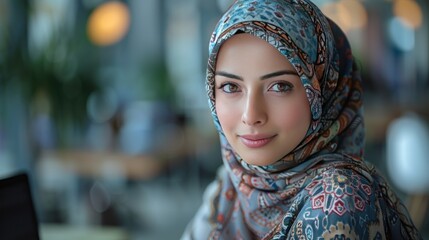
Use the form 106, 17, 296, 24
87, 1, 130, 46
393, 0, 423, 29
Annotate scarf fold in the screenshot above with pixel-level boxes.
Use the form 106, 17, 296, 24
183, 0, 421, 239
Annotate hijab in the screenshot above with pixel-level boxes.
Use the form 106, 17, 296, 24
183, 0, 421, 239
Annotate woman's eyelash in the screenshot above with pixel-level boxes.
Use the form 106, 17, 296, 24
217, 82, 240, 93
269, 81, 294, 92
216, 83, 227, 89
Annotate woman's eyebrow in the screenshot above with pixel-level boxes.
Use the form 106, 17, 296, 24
260, 70, 298, 80
215, 71, 243, 80
215, 70, 298, 81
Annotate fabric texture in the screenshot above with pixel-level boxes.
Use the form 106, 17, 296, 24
182, 0, 422, 239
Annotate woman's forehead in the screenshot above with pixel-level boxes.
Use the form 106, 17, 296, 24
215, 34, 297, 76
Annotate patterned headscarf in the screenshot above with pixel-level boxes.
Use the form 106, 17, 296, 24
207, 0, 364, 174
183, 0, 421, 239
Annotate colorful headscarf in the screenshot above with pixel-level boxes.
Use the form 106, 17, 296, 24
182, 0, 421, 239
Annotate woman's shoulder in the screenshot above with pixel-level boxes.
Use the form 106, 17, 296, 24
303, 166, 376, 217
272, 167, 381, 239
285, 165, 422, 239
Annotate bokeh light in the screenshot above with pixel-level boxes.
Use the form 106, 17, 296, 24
321, 0, 367, 33
87, 1, 130, 46
86, 88, 119, 123
393, 0, 423, 29
388, 17, 415, 51
387, 113, 429, 193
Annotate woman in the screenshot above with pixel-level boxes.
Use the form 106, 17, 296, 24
183, 0, 422, 239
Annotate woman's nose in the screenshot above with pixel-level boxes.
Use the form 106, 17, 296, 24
241, 92, 267, 126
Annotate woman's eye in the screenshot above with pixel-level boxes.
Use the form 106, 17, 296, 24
269, 82, 293, 92
219, 83, 240, 93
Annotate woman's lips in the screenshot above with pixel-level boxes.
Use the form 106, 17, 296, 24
239, 134, 276, 148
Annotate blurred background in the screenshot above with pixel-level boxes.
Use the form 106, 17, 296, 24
0, 0, 428, 239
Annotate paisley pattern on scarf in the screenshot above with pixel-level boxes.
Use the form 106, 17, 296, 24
182, 0, 422, 239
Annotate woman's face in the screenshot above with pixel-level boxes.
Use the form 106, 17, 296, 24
215, 34, 311, 166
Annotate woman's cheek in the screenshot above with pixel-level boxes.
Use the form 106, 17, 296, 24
272, 99, 310, 129
216, 100, 237, 132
